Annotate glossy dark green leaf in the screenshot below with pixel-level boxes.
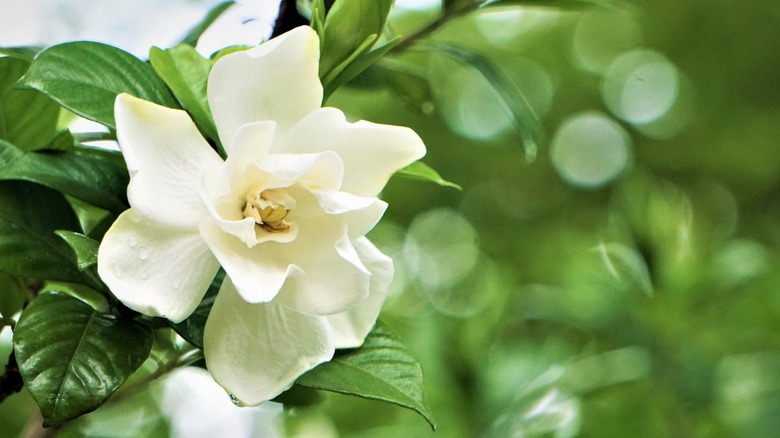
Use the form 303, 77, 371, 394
319, 0, 393, 82
296, 322, 436, 430
395, 161, 462, 190
0, 57, 60, 151
13, 292, 153, 426
0, 140, 129, 212
55, 231, 99, 271
0, 181, 83, 283
18, 42, 178, 129
180, 1, 235, 47
149, 44, 219, 142
170, 269, 224, 348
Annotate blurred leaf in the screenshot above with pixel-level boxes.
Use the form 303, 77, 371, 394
324, 36, 400, 101
0, 140, 129, 213
273, 384, 324, 408
426, 42, 543, 161
372, 61, 434, 111
594, 241, 654, 296
149, 44, 219, 142
14, 292, 153, 426
0, 57, 60, 151
18, 42, 178, 129
0, 273, 24, 318
0, 46, 42, 61
56, 387, 170, 438
296, 322, 436, 430
180, 1, 235, 47
55, 231, 99, 272
480, 0, 603, 8
444, 0, 478, 13
319, 0, 393, 84
395, 161, 462, 190
0, 181, 83, 283
170, 269, 225, 348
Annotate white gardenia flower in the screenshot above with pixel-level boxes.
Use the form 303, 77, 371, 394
97, 26, 425, 405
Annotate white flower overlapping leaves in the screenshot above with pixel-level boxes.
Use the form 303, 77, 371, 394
97, 26, 425, 405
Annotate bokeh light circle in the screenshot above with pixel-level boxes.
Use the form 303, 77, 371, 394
602, 49, 680, 125
549, 112, 632, 188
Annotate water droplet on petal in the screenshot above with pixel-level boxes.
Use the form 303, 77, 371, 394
128, 237, 137, 248
114, 267, 123, 279
172, 280, 181, 290
138, 246, 148, 261
228, 393, 244, 407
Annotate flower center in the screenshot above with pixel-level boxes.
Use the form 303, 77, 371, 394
242, 187, 296, 233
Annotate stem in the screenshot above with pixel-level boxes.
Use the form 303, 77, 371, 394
391, 3, 479, 53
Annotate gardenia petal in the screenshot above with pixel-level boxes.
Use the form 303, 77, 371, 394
226, 121, 277, 189
98, 210, 220, 323
204, 278, 334, 406
208, 26, 322, 148
199, 219, 303, 304
326, 237, 393, 348
310, 189, 388, 239
115, 93, 223, 229
280, 107, 427, 197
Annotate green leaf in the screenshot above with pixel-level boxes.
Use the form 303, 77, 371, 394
0, 46, 42, 61
18, 42, 179, 129
319, 0, 393, 82
323, 36, 400, 101
296, 322, 436, 430
427, 42, 544, 161
149, 45, 219, 143
395, 161, 462, 190
0, 181, 83, 283
0, 139, 129, 213
43, 129, 76, 152
13, 292, 153, 426
309, 0, 327, 36
180, 1, 235, 47
0, 273, 25, 318
0, 57, 60, 151
55, 231, 99, 272
170, 269, 224, 348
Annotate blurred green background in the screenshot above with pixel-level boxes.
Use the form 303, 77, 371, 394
4, 0, 780, 436
321, 1, 780, 436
